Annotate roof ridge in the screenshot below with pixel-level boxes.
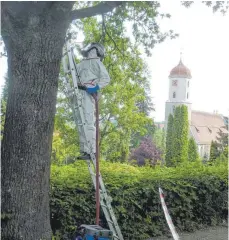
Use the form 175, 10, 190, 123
192, 110, 220, 114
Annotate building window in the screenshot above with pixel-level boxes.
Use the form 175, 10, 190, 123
187, 93, 189, 99
188, 81, 189, 87
173, 105, 176, 113
173, 92, 176, 98
172, 80, 178, 86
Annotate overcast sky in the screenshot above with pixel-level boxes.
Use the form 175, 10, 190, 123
146, 1, 229, 121
0, 2, 228, 122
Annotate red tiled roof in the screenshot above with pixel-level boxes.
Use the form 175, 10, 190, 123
190, 111, 228, 144
169, 60, 192, 79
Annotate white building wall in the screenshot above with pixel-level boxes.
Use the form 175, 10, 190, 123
165, 76, 192, 130
197, 144, 211, 159
168, 77, 191, 102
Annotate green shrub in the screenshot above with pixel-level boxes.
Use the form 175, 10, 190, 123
50, 161, 228, 239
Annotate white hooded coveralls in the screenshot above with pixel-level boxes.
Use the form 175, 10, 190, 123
76, 51, 110, 154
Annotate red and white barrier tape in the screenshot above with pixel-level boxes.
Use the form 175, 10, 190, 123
159, 187, 180, 240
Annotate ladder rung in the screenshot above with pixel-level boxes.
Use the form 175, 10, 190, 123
100, 204, 108, 208
106, 219, 114, 224
62, 69, 71, 74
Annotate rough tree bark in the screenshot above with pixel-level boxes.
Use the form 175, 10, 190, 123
1, 2, 74, 239
1, 2, 122, 239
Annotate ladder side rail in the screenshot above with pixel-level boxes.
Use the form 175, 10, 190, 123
66, 42, 95, 160
64, 42, 100, 164
87, 158, 119, 237
100, 197, 119, 240
98, 177, 124, 240
88, 168, 117, 238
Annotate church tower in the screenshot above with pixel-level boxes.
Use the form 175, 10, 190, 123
165, 58, 192, 129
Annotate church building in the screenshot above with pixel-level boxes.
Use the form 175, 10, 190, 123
164, 59, 228, 159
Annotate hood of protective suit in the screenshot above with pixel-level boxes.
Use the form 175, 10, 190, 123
87, 48, 98, 59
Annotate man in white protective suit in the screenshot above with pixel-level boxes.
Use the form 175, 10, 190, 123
76, 43, 110, 160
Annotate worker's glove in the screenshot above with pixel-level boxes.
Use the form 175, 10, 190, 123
86, 84, 100, 94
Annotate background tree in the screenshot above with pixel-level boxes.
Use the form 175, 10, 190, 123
188, 137, 199, 162
165, 114, 174, 166
0, 75, 8, 139
223, 146, 228, 159
172, 105, 189, 165
56, 15, 157, 163
80, 14, 158, 162
216, 127, 228, 156
152, 127, 166, 152
130, 120, 156, 149
1, 2, 177, 238
129, 136, 162, 166
209, 124, 228, 163
51, 93, 80, 165
182, 1, 229, 15
209, 140, 220, 162
130, 74, 156, 150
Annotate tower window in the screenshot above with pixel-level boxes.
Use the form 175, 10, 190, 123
188, 81, 189, 87
187, 93, 189, 99
173, 92, 176, 98
172, 80, 178, 86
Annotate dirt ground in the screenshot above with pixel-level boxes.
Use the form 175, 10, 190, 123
153, 225, 228, 240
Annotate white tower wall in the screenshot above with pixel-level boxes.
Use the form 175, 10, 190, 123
164, 64, 192, 130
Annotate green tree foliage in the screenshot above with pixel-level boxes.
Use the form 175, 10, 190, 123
0, 75, 8, 139
209, 141, 221, 162
81, 17, 156, 162
172, 105, 189, 165
209, 122, 228, 163
55, 8, 165, 163
165, 106, 189, 166
223, 146, 228, 159
130, 120, 156, 149
152, 127, 166, 152
182, 1, 229, 15
188, 137, 199, 162
51, 77, 81, 165
165, 114, 174, 166
216, 127, 228, 157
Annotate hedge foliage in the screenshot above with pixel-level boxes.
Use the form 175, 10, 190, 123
50, 161, 228, 240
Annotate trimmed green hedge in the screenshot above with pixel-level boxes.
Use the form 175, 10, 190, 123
50, 161, 228, 239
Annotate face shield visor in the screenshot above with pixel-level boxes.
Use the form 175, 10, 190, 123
81, 43, 105, 61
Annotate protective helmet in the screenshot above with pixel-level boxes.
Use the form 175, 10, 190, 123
81, 42, 105, 61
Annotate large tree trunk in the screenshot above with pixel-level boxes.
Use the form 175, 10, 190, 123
1, 2, 74, 239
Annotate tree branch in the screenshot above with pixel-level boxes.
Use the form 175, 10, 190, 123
99, 113, 113, 147
70, 1, 123, 20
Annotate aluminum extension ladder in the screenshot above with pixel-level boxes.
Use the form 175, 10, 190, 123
61, 39, 124, 240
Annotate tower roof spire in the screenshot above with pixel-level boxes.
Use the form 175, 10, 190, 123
169, 52, 192, 79
180, 51, 183, 63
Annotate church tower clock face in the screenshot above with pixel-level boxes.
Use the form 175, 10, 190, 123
172, 80, 178, 86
